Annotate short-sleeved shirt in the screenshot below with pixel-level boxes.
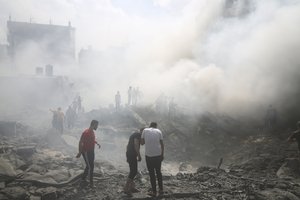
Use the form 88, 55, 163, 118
126, 131, 141, 157
141, 127, 163, 157
81, 128, 96, 152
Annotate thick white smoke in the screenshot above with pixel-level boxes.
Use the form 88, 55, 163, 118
0, 0, 300, 122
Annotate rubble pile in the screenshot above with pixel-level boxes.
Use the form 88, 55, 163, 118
1, 107, 300, 199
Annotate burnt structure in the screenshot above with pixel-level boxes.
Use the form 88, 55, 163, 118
7, 19, 75, 68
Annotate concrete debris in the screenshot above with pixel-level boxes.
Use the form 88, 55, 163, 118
1, 186, 28, 199
0, 121, 17, 136
277, 158, 300, 179
0, 158, 17, 179
15, 145, 36, 157
0, 108, 300, 199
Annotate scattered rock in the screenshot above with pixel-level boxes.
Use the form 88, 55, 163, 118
277, 158, 300, 179
1, 186, 28, 200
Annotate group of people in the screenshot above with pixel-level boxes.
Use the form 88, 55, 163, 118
50, 106, 77, 133
49, 107, 65, 134
76, 120, 164, 197
128, 86, 142, 106
124, 122, 164, 197
155, 93, 177, 119
114, 87, 142, 111
50, 96, 82, 133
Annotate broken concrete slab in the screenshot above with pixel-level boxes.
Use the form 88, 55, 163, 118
256, 188, 300, 200
15, 144, 36, 157
0, 158, 17, 178
36, 187, 57, 200
277, 158, 300, 179
1, 186, 28, 199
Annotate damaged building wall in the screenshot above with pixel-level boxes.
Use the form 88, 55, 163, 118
6, 19, 75, 71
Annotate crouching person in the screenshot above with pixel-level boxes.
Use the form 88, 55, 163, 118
124, 128, 144, 195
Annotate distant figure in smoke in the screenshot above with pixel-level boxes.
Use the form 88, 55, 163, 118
76, 120, 101, 187
141, 122, 164, 197
65, 106, 76, 129
168, 97, 176, 120
50, 107, 64, 134
123, 128, 144, 196
77, 95, 82, 112
128, 86, 133, 106
287, 121, 300, 157
72, 100, 78, 113
265, 104, 277, 128
115, 91, 121, 111
132, 87, 137, 106
132, 87, 142, 106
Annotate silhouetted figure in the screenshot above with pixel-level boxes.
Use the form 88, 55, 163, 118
128, 86, 133, 106
141, 122, 164, 197
115, 91, 121, 111
76, 120, 101, 187
265, 105, 277, 128
132, 87, 137, 106
66, 106, 76, 129
50, 107, 64, 134
72, 100, 78, 113
168, 97, 176, 119
77, 95, 82, 112
123, 128, 144, 196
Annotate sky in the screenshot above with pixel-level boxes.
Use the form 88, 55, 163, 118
0, 0, 300, 122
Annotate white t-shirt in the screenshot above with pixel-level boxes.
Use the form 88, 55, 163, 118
141, 127, 163, 157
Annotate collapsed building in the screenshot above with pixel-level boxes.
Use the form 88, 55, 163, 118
0, 18, 77, 117
6, 17, 75, 70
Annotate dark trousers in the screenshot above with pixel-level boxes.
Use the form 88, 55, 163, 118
82, 150, 95, 182
127, 156, 138, 179
146, 155, 163, 193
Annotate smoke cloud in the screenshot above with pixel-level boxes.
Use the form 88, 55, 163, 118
0, 0, 300, 123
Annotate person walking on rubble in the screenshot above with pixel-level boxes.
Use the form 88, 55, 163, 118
141, 122, 164, 197
123, 128, 144, 195
76, 120, 101, 187
287, 121, 300, 156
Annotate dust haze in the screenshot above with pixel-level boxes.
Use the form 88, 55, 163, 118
0, 0, 300, 123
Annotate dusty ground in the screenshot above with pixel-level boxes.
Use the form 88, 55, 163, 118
1, 107, 300, 199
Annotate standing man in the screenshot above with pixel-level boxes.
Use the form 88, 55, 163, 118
115, 91, 121, 111
66, 106, 76, 129
128, 86, 132, 106
141, 122, 164, 197
76, 120, 101, 187
265, 104, 277, 128
123, 128, 144, 195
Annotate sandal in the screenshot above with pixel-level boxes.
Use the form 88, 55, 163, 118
147, 191, 157, 197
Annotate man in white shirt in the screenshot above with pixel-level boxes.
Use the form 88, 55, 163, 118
141, 122, 164, 197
